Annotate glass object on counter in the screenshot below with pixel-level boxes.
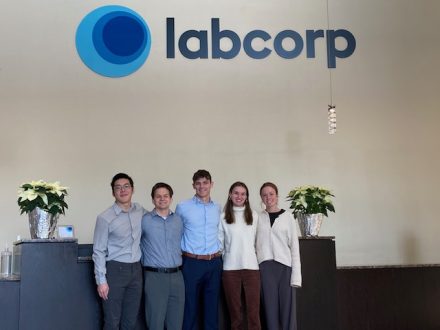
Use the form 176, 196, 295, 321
1, 246, 12, 277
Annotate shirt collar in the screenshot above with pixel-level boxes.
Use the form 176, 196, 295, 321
113, 202, 135, 215
192, 195, 213, 205
151, 208, 173, 218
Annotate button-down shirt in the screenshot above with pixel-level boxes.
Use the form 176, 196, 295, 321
176, 196, 221, 255
92, 202, 145, 285
140, 209, 183, 268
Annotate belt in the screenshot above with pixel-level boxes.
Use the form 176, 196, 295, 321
143, 266, 181, 273
182, 251, 222, 261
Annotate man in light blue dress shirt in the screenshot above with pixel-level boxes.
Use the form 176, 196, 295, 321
92, 173, 145, 330
141, 182, 184, 330
175, 169, 222, 330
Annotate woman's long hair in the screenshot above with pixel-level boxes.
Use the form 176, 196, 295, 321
224, 181, 254, 225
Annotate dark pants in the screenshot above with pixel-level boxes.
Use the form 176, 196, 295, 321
260, 260, 297, 330
144, 270, 185, 330
222, 269, 261, 330
182, 256, 223, 330
103, 261, 143, 330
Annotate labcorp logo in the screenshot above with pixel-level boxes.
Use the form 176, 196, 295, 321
76, 6, 356, 78
75, 5, 151, 77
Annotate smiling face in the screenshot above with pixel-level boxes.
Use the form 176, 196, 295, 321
260, 186, 278, 211
152, 187, 172, 213
112, 178, 133, 206
193, 177, 213, 202
229, 185, 247, 207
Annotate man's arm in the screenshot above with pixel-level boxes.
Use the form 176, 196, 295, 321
92, 216, 109, 299
175, 203, 183, 218
218, 217, 225, 254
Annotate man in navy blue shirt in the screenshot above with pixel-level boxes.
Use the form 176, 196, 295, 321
176, 169, 222, 330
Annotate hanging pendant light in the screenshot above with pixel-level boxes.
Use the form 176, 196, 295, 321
328, 104, 336, 134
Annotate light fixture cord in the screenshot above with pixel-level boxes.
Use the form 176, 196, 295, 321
326, 0, 333, 105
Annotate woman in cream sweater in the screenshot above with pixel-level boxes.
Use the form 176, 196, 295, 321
256, 182, 301, 330
219, 181, 260, 330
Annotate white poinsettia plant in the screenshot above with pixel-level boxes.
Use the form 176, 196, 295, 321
17, 180, 68, 215
287, 185, 335, 218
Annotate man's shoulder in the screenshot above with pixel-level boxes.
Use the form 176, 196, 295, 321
131, 202, 146, 214
176, 198, 220, 211
164, 212, 183, 227
97, 203, 144, 221
97, 205, 116, 222
177, 198, 194, 207
141, 209, 153, 220
169, 211, 182, 220
175, 198, 195, 211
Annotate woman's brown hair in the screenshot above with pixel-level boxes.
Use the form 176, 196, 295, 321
259, 182, 278, 196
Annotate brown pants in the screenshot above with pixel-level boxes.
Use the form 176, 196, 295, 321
222, 269, 261, 330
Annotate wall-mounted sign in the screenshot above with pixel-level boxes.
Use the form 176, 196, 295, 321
76, 6, 356, 77
76, 5, 151, 77
166, 18, 355, 68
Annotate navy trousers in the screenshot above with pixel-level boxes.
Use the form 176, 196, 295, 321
181, 256, 222, 330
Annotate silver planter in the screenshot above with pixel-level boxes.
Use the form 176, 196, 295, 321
28, 207, 59, 239
297, 213, 324, 237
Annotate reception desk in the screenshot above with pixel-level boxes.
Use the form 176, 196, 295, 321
0, 239, 101, 330
0, 237, 337, 330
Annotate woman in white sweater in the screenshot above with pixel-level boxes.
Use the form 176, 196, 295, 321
219, 181, 260, 330
256, 182, 301, 330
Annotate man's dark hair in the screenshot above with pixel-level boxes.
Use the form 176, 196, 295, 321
111, 173, 134, 190
192, 169, 212, 183
151, 182, 174, 199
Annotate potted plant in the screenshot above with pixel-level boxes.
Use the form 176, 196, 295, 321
286, 185, 335, 236
17, 180, 68, 239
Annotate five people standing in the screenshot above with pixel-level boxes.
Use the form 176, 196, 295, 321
93, 171, 302, 330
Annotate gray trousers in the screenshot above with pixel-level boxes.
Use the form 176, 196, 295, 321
260, 260, 297, 330
144, 270, 185, 330
103, 261, 143, 330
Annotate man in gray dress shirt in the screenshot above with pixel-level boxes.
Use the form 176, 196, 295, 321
140, 182, 184, 330
93, 173, 145, 330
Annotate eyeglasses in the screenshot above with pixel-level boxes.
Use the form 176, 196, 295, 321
114, 184, 132, 191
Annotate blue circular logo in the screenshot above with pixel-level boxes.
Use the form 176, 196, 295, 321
76, 6, 151, 77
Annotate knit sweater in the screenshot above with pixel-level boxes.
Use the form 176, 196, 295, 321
219, 206, 259, 271
256, 210, 302, 287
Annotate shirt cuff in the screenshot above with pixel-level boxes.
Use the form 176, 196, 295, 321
96, 274, 107, 285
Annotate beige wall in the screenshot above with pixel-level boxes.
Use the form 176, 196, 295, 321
1, 0, 439, 266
